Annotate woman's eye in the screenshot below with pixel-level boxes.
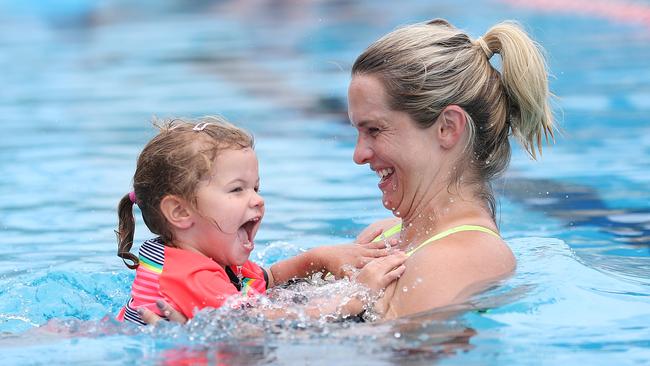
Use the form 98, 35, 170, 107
368, 127, 380, 136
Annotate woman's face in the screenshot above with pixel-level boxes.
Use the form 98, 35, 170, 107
348, 74, 442, 217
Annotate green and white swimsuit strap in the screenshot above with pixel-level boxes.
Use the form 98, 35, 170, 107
372, 223, 500, 257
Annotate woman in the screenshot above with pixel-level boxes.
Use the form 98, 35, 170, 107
350, 18, 553, 318
142, 18, 553, 323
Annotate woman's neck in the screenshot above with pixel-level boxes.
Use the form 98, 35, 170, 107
397, 184, 493, 249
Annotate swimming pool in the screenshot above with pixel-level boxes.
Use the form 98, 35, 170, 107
1, 0, 648, 364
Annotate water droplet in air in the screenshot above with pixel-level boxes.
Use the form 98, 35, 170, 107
394, 332, 401, 338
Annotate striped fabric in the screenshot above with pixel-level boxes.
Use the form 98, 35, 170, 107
121, 237, 167, 325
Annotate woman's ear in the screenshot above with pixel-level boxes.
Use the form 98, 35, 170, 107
160, 195, 194, 230
436, 105, 468, 150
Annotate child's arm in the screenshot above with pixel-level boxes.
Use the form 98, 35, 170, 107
266, 236, 396, 287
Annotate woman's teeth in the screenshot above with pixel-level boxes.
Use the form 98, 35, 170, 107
376, 168, 394, 180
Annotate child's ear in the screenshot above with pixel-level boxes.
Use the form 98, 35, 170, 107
435, 105, 468, 150
160, 195, 193, 230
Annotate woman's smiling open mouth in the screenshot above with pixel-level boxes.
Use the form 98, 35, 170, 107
375, 167, 395, 190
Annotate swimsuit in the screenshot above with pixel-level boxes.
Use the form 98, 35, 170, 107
116, 237, 268, 325
372, 223, 500, 256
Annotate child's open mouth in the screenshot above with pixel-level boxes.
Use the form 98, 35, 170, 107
238, 216, 261, 251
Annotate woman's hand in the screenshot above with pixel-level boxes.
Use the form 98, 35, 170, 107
138, 300, 188, 325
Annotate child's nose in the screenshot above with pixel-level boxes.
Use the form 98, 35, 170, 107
251, 191, 264, 208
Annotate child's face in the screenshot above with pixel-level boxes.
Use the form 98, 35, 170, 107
190, 147, 264, 266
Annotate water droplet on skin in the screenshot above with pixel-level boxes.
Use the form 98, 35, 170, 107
449, 197, 454, 203
402, 286, 408, 292
416, 278, 423, 284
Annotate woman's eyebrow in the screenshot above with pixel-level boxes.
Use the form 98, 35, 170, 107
353, 120, 374, 128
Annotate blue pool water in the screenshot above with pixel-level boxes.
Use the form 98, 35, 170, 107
1, 0, 649, 364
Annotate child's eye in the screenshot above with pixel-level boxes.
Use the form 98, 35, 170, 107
230, 187, 243, 193
254, 186, 260, 193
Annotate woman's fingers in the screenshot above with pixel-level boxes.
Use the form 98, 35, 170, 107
156, 300, 188, 324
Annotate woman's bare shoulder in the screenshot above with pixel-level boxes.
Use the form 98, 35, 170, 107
381, 232, 515, 318
423, 231, 515, 277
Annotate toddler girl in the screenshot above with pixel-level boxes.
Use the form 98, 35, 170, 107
115, 117, 406, 325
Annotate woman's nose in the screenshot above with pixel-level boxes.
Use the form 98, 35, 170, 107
353, 135, 372, 165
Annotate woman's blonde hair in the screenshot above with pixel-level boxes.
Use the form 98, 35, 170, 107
352, 19, 554, 217
115, 116, 254, 269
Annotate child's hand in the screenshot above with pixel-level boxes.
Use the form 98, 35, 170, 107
354, 252, 407, 294
139, 300, 188, 325
314, 240, 399, 278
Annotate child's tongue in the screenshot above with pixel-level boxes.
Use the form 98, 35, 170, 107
237, 226, 254, 251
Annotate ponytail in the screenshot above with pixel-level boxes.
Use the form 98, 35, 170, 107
115, 193, 139, 270
480, 21, 555, 159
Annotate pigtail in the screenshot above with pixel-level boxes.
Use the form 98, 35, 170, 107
480, 21, 555, 159
115, 193, 139, 269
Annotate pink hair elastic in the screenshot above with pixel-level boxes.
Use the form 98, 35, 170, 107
128, 191, 137, 204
